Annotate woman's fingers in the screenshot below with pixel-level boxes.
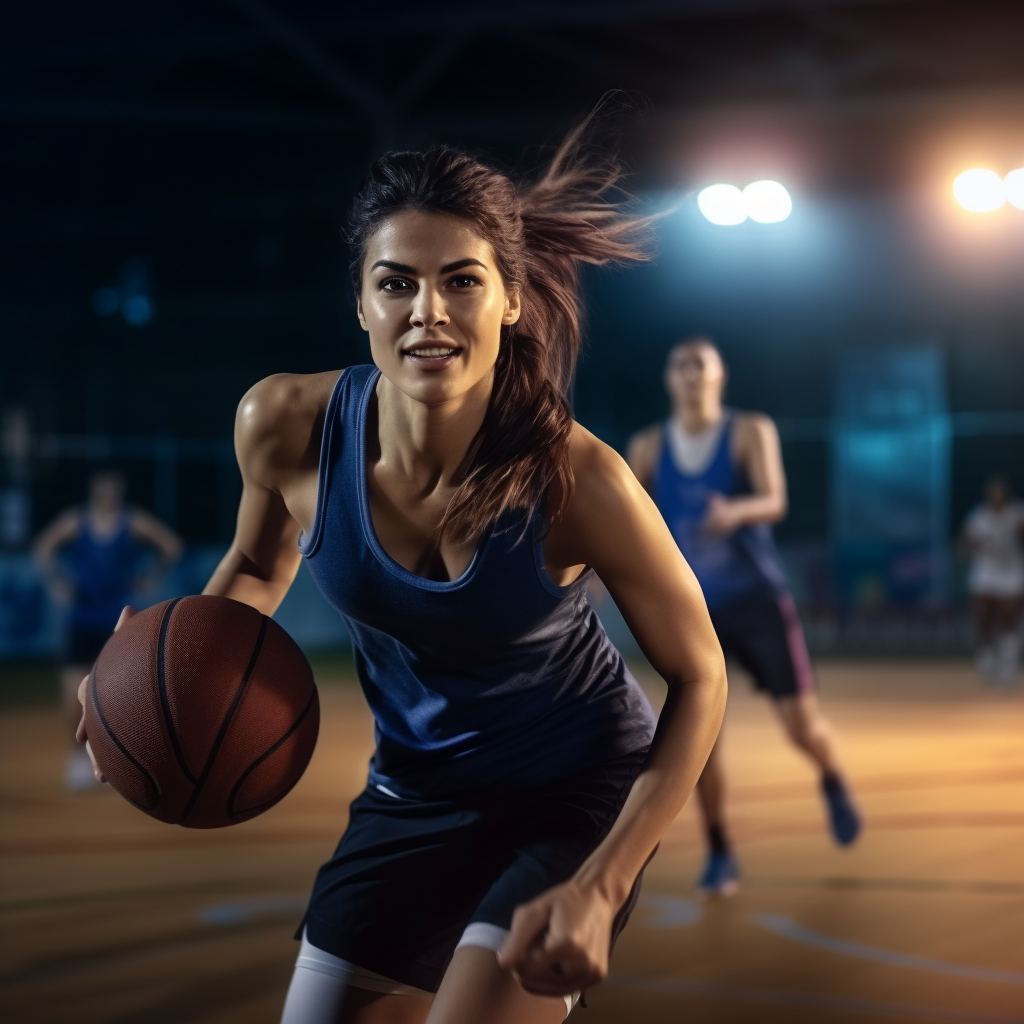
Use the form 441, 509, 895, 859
497, 899, 550, 973
515, 936, 604, 995
84, 740, 106, 783
74, 677, 106, 781
114, 605, 136, 631
501, 895, 608, 995
72, 609, 133, 783
75, 674, 91, 741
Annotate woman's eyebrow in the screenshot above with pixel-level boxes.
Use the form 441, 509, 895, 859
441, 258, 488, 273
370, 258, 489, 275
371, 259, 416, 273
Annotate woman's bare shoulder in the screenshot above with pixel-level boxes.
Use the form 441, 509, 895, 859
235, 370, 342, 483
545, 422, 663, 571
565, 422, 645, 514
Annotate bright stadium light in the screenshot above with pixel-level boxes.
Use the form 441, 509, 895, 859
697, 183, 747, 225
742, 180, 793, 223
953, 168, 1005, 212
1004, 167, 1024, 210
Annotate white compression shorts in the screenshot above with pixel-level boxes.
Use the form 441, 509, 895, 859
280, 926, 580, 1021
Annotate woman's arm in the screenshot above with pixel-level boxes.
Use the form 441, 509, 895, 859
501, 425, 727, 996
203, 374, 327, 614
76, 373, 328, 783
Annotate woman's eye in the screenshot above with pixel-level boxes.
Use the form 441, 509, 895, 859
449, 275, 480, 289
380, 277, 412, 292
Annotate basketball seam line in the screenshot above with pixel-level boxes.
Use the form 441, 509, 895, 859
227, 686, 317, 818
88, 667, 159, 811
178, 614, 269, 826
156, 598, 197, 785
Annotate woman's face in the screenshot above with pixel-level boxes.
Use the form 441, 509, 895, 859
357, 209, 520, 408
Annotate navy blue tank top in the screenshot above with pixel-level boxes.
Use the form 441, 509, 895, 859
65, 512, 139, 628
654, 414, 788, 611
299, 366, 655, 799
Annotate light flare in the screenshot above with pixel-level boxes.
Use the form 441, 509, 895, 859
697, 184, 747, 226
953, 168, 1005, 212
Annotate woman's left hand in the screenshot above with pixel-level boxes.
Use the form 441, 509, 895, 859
497, 879, 616, 997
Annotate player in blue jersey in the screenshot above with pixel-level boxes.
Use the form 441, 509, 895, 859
33, 468, 182, 788
628, 337, 860, 897
78, 128, 728, 1022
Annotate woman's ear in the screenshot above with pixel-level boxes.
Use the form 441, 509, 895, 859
503, 284, 522, 326
356, 294, 369, 332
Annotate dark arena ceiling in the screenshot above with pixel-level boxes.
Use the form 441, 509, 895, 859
4, 0, 1023, 237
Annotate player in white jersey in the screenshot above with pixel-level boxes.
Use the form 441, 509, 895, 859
960, 477, 1024, 686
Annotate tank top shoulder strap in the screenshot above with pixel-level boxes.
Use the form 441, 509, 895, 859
711, 409, 736, 468
299, 366, 368, 558
710, 410, 750, 491
654, 419, 672, 483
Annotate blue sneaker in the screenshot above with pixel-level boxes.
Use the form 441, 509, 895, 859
695, 850, 740, 898
822, 774, 861, 846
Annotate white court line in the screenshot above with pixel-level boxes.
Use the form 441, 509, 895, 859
754, 913, 1024, 987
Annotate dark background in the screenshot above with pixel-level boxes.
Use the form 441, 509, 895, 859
3, 0, 1023, 547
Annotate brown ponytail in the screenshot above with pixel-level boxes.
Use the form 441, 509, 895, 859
346, 110, 654, 542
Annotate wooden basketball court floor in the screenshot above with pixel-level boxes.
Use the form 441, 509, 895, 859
1, 659, 1022, 1024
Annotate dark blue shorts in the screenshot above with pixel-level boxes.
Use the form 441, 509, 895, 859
709, 589, 815, 699
302, 747, 651, 992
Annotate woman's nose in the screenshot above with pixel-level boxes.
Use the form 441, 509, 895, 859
410, 288, 450, 329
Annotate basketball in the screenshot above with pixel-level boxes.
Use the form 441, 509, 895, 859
84, 595, 320, 829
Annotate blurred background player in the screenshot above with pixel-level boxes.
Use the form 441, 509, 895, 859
627, 337, 860, 897
32, 468, 182, 788
960, 476, 1024, 686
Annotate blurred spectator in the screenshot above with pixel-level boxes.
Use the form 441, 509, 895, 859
960, 477, 1024, 686
31, 468, 182, 788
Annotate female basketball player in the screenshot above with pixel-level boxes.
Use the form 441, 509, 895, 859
33, 468, 181, 789
81, 127, 727, 1023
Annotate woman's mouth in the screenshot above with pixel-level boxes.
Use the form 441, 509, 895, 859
402, 345, 462, 369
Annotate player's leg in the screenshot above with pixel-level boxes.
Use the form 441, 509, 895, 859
771, 691, 841, 775
771, 692, 859, 844
428, 945, 569, 1024
695, 737, 726, 833
727, 590, 860, 845
693, 606, 743, 894
973, 594, 998, 680
280, 930, 432, 1024
993, 596, 1021, 685
693, 738, 740, 896
280, 975, 430, 1024
751, 589, 842, 776
427, 750, 651, 1022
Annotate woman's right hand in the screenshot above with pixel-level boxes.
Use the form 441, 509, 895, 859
75, 606, 136, 784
